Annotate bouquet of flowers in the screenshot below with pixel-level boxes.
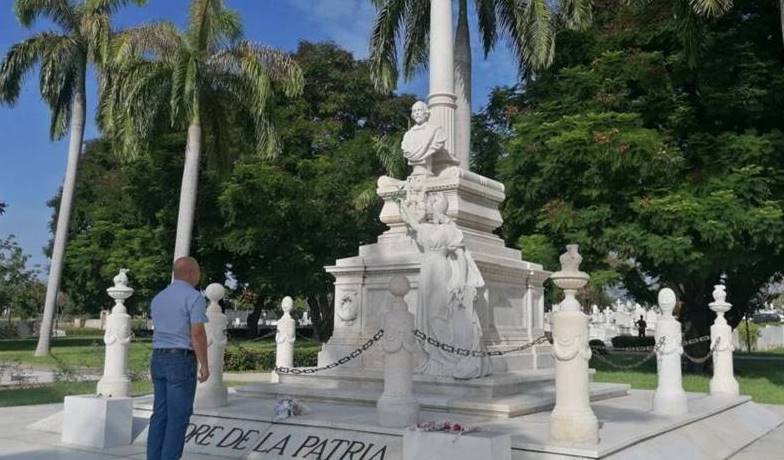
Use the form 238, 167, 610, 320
273, 397, 310, 420
411, 420, 476, 435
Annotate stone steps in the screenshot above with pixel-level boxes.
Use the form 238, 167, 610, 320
236, 380, 629, 418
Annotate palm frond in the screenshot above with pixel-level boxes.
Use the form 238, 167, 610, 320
401, 0, 429, 80
373, 134, 407, 178
84, 0, 147, 15
520, 0, 555, 72
14, 0, 78, 31
560, 0, 593, 31
111, 21, 183, 65
474, 0, 498, 56
0, 32, 68, 104
368, 0, 411, 92
675, 0, 705, 67
688, 0, 733, 18
81, 13, 111, 64
188, 0, 242, 53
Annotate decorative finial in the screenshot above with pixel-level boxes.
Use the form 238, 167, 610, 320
389, 275, 410, 298
113, 268, 129, 287
205, 283, 225, 304
658, 288, 676, 318
281, 296, 294, 314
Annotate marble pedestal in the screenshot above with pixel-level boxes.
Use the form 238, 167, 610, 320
61, 395, 132, 448
320, 168, 551, 374
403, 430, 511, 460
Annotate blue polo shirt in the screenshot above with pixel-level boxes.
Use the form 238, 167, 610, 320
151, 280, 208, 349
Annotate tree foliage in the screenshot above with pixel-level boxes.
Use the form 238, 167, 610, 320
0, 235, 45, 320
495, 0, 784, 336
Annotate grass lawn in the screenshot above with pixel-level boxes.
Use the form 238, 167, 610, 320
0, 380, 153, 408
592, 352, 784, 404
0, 335, 320, 373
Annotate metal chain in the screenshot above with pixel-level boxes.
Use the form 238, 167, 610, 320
682, 335, 712, 347
274, 329, 384, 375
413, 329, 550, 357
589, 337, 666, 370
682, 336, 721, 364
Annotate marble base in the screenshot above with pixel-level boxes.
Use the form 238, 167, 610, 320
404, 430, 511, 460
61, 395, 133, 449
119, 389, 782, 459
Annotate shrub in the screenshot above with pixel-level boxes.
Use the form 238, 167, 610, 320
736, 321, 762, 352
589, 339, 608, 355
611, 335, 655, 349
0, 323, 18, 339
224, 346, 319, 372
60, 326, 104, 337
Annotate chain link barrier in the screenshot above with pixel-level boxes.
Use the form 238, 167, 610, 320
682, 336, 721, 364
413, 329, 551, 357
590, 337, 666, 370
274, 329, 384, 375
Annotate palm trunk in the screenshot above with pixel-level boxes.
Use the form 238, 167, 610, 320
780, 0, 784, 48
35, 87, 86, 356
454, 0, 472, 170
173, 121, 202, 261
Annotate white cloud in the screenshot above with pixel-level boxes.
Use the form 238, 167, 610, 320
285, 0, 376, 58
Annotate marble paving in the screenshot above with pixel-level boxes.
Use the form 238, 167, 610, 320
3, 389, 782, 459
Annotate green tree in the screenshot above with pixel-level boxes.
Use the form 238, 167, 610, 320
102, 0, 304, 263
211, 42, 416, 340
369, 0, 593, 164
0, 0, 147, 356
0, 235, 46, 322
498, 0, 784, 340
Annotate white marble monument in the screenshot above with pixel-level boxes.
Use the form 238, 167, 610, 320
318, 0, 550, 376
195, 283, 229, 409
709, 285, 739, 397
96, 269, 133, 398
549, 245, 598, 444
272, 296, 296, 383
652, 288, 688, 415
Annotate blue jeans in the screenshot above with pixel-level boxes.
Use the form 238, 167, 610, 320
146, 349, 197, 460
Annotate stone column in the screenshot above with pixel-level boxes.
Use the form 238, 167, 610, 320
549, 245, 598, 444
377, 275, 419, 427
428, 0, 457, 161
652, 288, 688, 415
195, 283, 228, 409
96, 269, 133, 398
272, 296, 296, 383
709, 285, 739, 397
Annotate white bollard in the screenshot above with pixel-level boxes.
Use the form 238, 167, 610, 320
652, 288, 688, 415
377, 275, 419, 427
96, 269, 133, 397
272, 296, 296, 383
549, 245, 598, 444
195, 283, 228, 409
709, 285, 739, 397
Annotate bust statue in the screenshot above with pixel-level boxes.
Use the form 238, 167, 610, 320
401, 101, 448, 176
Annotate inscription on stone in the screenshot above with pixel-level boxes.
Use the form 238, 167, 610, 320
183, 422, 390, 459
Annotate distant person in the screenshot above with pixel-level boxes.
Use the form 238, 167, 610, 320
635, 315, 647, 338
147, 257, 209, 460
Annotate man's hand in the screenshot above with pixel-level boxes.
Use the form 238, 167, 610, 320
198, 365, 210, 383
191, 323, 209, 382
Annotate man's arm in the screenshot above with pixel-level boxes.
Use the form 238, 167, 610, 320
191, 323, 210, 383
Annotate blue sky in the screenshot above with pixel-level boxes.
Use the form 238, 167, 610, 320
0, 0, 519, 272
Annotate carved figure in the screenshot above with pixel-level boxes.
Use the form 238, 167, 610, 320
400, 191, 491, 379
401, 101, 448, 175
336, 290, 359, 325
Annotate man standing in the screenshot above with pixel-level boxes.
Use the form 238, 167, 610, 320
147, 257, 209, 460
635, 315, 647, 338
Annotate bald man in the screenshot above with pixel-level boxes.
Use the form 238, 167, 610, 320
147, 257, 209, 460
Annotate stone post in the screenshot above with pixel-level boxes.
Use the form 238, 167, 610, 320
272, 296, 296, 383
709, 285, 739, 397
549, 245, 598, 444
428, 0, 457, 163
652, 288, 688, 415
96, 269, 133, 397
195, 283, 228, 409
377, 275, 419, 427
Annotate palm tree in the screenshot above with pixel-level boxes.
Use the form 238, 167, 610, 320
369, 0, 593, 163
101, 0, 304, 262
0, 0, 147, 356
